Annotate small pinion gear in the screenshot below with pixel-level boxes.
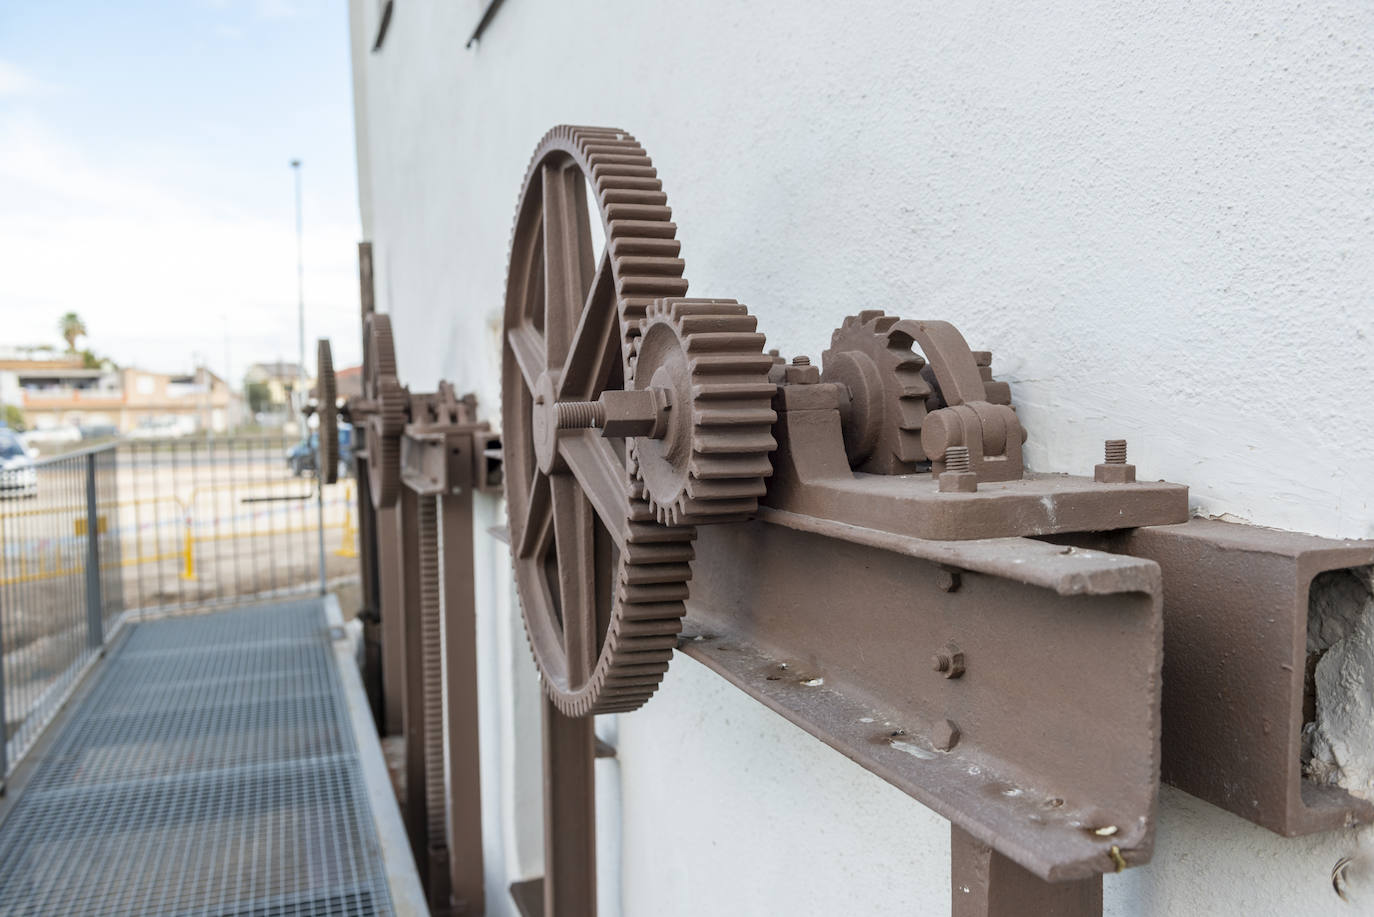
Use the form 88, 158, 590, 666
820, 310, 934, 474
316, 338, 339, 484
628, 298, 777, 526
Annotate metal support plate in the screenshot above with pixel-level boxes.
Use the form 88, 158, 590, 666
681, 518, 1163, 881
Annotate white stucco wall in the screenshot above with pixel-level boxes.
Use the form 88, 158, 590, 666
349, 1, 1374, 913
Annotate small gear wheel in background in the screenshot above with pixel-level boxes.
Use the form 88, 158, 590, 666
629, 298, 777, 526
316, 338, 339, 484
363, 313, 409, 509
821, 310, 933, 474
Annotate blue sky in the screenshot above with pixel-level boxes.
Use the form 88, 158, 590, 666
0, 0, 363, 378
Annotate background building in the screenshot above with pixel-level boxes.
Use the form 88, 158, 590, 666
346, 2, 1374, 914
0, 348, 242, 436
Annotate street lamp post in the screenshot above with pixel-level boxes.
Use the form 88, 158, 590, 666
290, 159, 305, 421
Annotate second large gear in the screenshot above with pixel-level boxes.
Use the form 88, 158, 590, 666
363, 313, 408, 508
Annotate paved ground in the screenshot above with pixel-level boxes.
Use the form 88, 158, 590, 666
0, 447, 362, 767
0, 597, 398, 917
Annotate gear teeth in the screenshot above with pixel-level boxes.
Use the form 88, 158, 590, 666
507, 126, 698, 718
630, 298, 777, 526
317, 339, 338, 484
822, 310, 934, 473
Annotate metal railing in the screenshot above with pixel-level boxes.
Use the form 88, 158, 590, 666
0, 432, 360, 773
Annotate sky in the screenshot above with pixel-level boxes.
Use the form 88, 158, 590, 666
0, 0, 363, 380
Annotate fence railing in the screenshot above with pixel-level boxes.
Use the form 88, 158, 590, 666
0, 432, 360, 773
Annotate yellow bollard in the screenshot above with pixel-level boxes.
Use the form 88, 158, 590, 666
335, 482, 358, 558
181, 514, 196, 580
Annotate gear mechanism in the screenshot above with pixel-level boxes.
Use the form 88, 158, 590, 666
363, 313, 408, 509
628, 298, 777, 526
821, 310, 933, 474
316, 338, 339, 484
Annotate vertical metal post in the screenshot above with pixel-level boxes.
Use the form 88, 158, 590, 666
378, 501, 406, 735
440, 454, 484, 915
0, 540, 8, 779
542, 696, 597, 917
951, 825, 1103, 917
84, 451, 104, 650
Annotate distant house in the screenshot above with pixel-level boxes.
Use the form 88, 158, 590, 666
244, 361, 309, 411
335, 365, 362, 401
0, 350, 241, 434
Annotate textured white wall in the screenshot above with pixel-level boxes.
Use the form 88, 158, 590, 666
349, 1, 1374, 913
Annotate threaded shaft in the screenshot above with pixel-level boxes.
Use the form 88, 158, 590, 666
556, 401, 606, 429
946, 445, 971, 473
932, 653, 951, 673
1104, 439, 1128, 464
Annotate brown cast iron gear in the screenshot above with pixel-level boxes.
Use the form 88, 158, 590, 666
821, 309, 934, 474
501, 125, 696, 717
363, 313, 408, 509
628, 298, 777, 526
316, 338, 339, 484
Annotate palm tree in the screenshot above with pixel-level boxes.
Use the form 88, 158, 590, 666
58, 312, 87, 353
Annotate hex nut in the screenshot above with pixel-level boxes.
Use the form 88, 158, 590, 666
1094, 462, 1136, 484
938, 470, 978, 493
600, 389, 672, 439
783, 360, 821, 385
932, 643, 965, 679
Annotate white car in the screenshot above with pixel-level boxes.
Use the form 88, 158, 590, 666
0, 429, 37, 499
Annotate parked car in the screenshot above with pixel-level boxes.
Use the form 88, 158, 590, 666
79, 423, 120, 440
287, 427, 353, 478
23, 424, 82, 446
127, 417, 196, 439
0, 429, 38, 499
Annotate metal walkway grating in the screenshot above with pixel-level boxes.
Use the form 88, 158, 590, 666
0, 598, 397, 916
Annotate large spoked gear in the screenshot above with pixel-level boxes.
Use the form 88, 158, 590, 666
821, 310, 933, 474
316, 338, 339, 484
363, 313, 408, 509
502, 125, 696, 716
628, 298, 777, 526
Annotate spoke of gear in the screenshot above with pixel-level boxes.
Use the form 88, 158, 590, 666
316, 338, 339, 484
821, 309, 933, 474
628, 298, 777, 526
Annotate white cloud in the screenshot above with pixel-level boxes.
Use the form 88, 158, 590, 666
0, 123, 363, 379
0, 60, 53, 98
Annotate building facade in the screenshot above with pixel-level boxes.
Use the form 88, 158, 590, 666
0, 352, 241, 435
346, 2, 1374, 914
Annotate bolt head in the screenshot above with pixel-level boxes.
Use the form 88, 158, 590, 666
932, 718, 960, 752
784, 361, 821, 385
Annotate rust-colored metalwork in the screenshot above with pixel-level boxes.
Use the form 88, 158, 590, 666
316, 338, 339, 485
501, 126, 700, 719
1056, 519, 1374, 836
498, 125, 1190, 917
492, 125, 1374, 917
334, 298, 498, 913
